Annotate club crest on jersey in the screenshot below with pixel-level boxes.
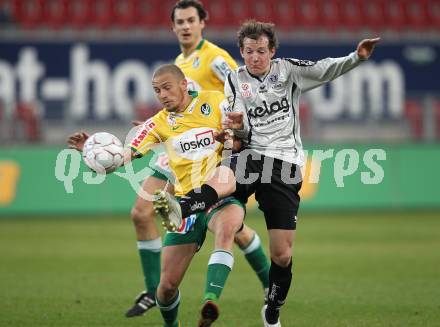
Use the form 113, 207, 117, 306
269, 74, 278, 83
167, 115, 177, 127
193, 57, 200, 68
240, 83, 252, 97
200, 103, 211, 116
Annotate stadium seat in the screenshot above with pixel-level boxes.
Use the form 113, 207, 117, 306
274, 1, 297, 31
13, 102, 41, 142
156, 0, 177, 28
295, 0, 321, 31
66, 0, 92, 30
44, 0, 68, 30
427, 0, 440, 31
91, 0, 114, 29
340, 0, 364, 32
0, 0, 13, 24
229, 0, 251, 26
361, 0, 386, 32
12, 0, 44, 29
204, 0, 231, 29
113, 0, 137, 29
404, 0, 430, 31
137, 0, 160, 28
249, 0, 275, 24
320, 0, 342, 32
383, 0, 406, 32
404, 100, 423, 139
435, 101, 440, 139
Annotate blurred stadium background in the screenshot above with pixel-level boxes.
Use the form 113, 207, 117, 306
1, 1, 439, 327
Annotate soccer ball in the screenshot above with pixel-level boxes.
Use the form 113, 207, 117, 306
82, 132, 124, 174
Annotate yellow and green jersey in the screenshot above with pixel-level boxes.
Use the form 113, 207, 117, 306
175, 39, 238, 92
130, 90, 230, 196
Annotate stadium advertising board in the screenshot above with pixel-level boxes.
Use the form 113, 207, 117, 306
1, 144, 439, 215
0, 41, 438, 122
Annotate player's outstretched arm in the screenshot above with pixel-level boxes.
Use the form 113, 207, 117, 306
356, 37, 381, 60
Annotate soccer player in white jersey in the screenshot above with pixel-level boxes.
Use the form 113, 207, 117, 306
154, 20, 380, 327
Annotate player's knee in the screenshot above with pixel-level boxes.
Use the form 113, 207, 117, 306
158, 278, 179, 299
271, 251, 292, 267
233, 226, 254, 247
226, 172, 237, 194
131, 203, 154, 227
216, 219, 241, 244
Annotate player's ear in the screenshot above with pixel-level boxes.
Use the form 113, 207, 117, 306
181, 77, 188, 90
269, 47, 276, 59
240, 47, 245, 59
200, 19, 205, 30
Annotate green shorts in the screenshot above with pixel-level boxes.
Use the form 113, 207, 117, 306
163, 197, 245, 250
143, 147, 174, 182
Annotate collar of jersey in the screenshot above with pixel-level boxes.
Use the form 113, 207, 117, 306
246, 62, 273, 83
168, 91, 199, 117
183, 90, 199, 114
196, 39, 205, 50
180, 39, 205, 62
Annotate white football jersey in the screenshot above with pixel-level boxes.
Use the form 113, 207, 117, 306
225, 52, 362, 165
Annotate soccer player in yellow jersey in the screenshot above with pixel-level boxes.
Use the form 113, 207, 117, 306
68, 0, 268, 322
123, 0, 270, 318
68, 64, 246, 327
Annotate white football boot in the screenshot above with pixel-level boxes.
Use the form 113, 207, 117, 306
261, 305, 281, 327
153, 190, 182, 232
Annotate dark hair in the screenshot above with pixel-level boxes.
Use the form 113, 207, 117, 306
237, 20, 279, 50
171, 0, 208, 22
153, 64, 185, 80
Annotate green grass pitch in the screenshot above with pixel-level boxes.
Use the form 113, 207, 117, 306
1, 211, 439, 327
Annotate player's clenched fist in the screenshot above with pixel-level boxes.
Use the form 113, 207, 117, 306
67, 132, 89, 152
357, 37, 381, 60
223, 112, 244, 130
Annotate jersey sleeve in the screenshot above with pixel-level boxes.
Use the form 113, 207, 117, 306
284, 52, 362, 92
225, 71, 249, 139
129, 118, 160, 157
210, 50, 238, 83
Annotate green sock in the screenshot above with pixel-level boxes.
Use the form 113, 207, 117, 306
137, 238, 161, 294
241, 234, 270, 289
204, 250, 234, 302
157, 290, 180, 327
